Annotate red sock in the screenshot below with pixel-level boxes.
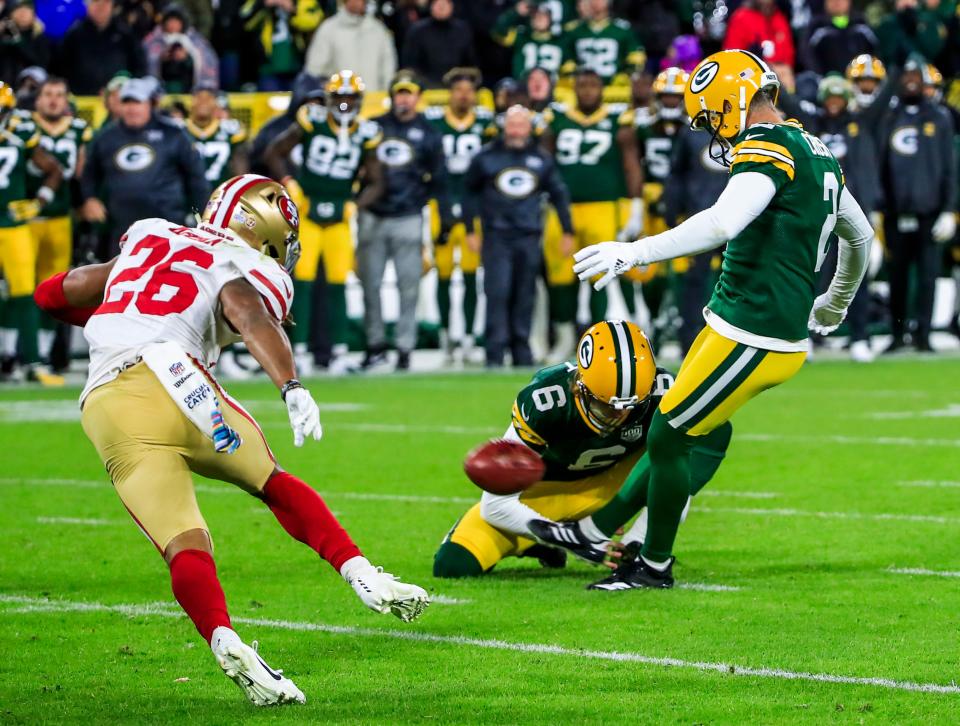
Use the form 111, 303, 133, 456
262, 470, 362, 572
169, 549, 232, 643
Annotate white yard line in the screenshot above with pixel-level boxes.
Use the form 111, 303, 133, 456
887, 567, 960, 579
429, 595, 472, 605
36, 516, 117, 526
897, 481, 960, 489
738, 433, 960, 448
696, 490, 778, 500
676, 583, 742, 592
697, 506, 960, 525
0, 593, 956, 695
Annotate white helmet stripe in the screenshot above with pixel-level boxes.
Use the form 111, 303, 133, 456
611, 320, 632, 400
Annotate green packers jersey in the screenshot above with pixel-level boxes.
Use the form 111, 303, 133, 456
546, 102, 632, 203
185, 117, 247, 187
26, 115, 92, 218
512, 30, 569, 77
709, 121, 845, 342
511, 362, 674, 481
295, 104, 381, 224
563, 19, 645, 84
633, 108, 684, 185
424, 105, 493, 210
0, 113, 39, 228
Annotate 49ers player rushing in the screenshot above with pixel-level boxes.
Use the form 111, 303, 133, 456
34, 174, 429, 707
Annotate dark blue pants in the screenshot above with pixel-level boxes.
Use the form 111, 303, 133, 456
482, 234, 541, 366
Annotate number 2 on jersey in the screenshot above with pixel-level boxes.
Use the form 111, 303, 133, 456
815, 172, 840, 272
96, 234, 213, 316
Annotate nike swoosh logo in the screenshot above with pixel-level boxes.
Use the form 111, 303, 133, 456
743, 134, 763, 140
256, 654, 283, 681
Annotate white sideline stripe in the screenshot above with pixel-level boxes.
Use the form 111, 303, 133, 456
739, 433, 960, 448
0, 594, 957, 695
887, 567, 960, 579
430, 595, 472, 605
676, 583, 741, 592
898, 481, 960, 489
36, 516, 117, 526
696, 490, 778, 500
698, 506, 960, 525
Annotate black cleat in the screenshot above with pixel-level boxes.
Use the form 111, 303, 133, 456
519, 544, 567, 569
528, 519, 607, 564
587, 556, 675, 590
396, 350, 411, 371
361, 344, 390, 370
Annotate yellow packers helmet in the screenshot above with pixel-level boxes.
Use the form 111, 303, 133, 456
653, 67, 689, 120
845, 54, 886, 82
684, 50, 780, 162
574, 321, 657, 434
326, 70, 365, 124
201, 174, 301, 272
923, 63, 944, 101
0, 82, 15, 122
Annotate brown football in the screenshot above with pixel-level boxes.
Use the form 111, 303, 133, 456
463, 439, 546, 495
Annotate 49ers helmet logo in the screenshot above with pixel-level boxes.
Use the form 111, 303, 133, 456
278, 195, 300, 231
114, 143, 156, 172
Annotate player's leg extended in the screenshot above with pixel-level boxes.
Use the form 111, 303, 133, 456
434, 504, 517, 577
2, 225, 40, 365
318, 219, 355, 352
580, 202, 619, 322
643, 328, 806, 564
291, 215, 323, 348
32, 217, 72, 361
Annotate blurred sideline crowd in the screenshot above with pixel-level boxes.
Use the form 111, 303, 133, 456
0, 0, 958, 386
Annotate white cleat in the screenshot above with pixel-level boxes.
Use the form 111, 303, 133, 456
341, 557, 430, 622
849, 339, 875, 363
211, 627, 305, 706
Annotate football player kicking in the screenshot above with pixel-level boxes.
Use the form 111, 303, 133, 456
433, 320, 731, 579
572, 50, 875, 588
34, 174, 428, 706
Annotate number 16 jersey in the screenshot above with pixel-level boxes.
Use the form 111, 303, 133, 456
82, 218, 293, 403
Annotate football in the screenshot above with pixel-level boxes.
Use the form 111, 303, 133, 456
463, 439, 546, 495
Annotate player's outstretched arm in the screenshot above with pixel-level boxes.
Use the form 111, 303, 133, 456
34, 259, 117, 326
809, 187, 873, 335
573, 172, 777, 290
220, 278, 322, 446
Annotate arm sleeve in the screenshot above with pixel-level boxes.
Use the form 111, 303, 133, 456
823, 185, 874, 311
231, 255, 294, 321
543, 158, 573, 234
479, 489, 545, 537
635, 172, 777, 265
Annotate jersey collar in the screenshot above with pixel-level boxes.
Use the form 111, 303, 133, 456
32, 113, 72, 137
569, 104, 609, 127
444, 107, 476, 131
186, 118, 220, 139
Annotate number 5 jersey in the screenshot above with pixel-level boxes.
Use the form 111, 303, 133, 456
81, 218, 293, 403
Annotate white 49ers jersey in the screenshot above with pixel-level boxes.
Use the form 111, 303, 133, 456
81, 218, 293, 402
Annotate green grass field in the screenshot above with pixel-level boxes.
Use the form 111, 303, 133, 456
2, 357, 960, 724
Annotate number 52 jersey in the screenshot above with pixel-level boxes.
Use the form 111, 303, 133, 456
81, 218, 293, 403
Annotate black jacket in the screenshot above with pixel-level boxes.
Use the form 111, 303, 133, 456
400, 17, 478, 88
55, 17, 146, 95
0, 21, 50, 87
878, 97, 958, 216
463, 138, 572, 240
368, 111, 452, 222
802, 14, 877, 75
663, 124, 728, 226
81, 114, 209, 234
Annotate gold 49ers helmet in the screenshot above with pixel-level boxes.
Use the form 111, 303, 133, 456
574, 320, 657, 433
684, 50, 780, 159
653, 67, 689, 120
201, 174, 301, 272
326, 70, 364, 125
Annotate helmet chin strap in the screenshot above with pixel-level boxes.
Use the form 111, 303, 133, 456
739, 85, 747, 135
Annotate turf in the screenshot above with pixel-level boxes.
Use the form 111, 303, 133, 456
1, 357, 959, 724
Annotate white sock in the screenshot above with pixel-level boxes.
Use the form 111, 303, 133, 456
210, 625, 241, 653
621, 508, 648, 546
38, 329, 55, 360
578, 516, 608, 544
293, 342, 309, 355
0, 328, 16, 357
641, 554, 671, 572
331, 343, 348, 358
339, 555, 372, 582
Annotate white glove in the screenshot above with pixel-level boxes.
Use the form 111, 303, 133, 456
808, 293, 847, 335
573, 241, 645, 290
932, 211, 957, 243
285, 386, 322, 447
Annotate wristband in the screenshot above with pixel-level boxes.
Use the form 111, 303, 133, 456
37, 186, 54, 205
280, 378, 302, 401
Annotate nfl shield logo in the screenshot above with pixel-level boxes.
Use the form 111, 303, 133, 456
169, 362, 185, 376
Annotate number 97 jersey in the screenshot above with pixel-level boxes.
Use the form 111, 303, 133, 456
509, 362, 674, 481
81, 218, 293, 402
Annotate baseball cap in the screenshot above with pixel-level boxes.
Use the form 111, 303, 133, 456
390, 71, 421, 94
119, 78, 153, 102
106, 71, 132, 94
16, 66, 47, 87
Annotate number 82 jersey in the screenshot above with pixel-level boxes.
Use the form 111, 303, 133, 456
509, 362, 674, 481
